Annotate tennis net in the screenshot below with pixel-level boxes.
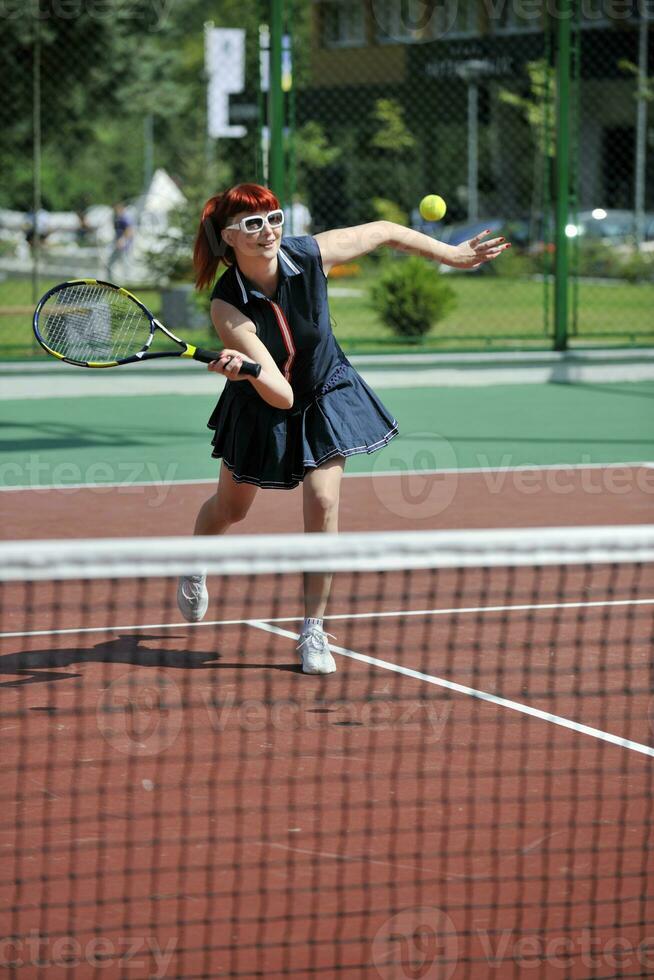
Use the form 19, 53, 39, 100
1, 526, 653, 979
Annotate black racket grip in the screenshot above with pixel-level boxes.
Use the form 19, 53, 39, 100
192, 347, 262, 378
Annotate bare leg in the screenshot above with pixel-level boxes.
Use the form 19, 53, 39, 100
301, 456, 345, 620
177, 464, 258, 622
194, 463, 258, 536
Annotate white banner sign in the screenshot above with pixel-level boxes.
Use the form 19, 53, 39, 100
205, 26, 246, 139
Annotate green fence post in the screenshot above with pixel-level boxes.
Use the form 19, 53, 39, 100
553, 0, 572, 351
268, 0, 284, 202
32, 11, 42, 314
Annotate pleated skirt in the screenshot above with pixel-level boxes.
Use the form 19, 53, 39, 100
207, 362, 398, 489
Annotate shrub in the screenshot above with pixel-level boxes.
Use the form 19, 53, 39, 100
491, 248, 537, 278
371, 257, 456, 340
575, 240, 623, 279
371, 197, 408, 226
620, 251, 654, 284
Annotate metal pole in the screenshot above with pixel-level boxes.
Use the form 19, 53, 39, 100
468, 81, 479, 222
456, 61, 490, 223
32, 12, 42, 310
570, 1, 581, 338
268, 0, 284, 201
634, 6, 649, 245
553, 0, 571, 352
259, 22, 270, 184
286, 25, 296, 229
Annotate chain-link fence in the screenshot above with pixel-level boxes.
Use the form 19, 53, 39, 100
1, 1, 652, 358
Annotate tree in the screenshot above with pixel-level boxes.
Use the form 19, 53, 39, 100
1, 0, 304, 211
1, 0, 160, 208
498, 60, 556, 222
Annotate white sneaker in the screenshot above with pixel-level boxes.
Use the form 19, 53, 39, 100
176, 574, 208, 623
297, 627, 337, 675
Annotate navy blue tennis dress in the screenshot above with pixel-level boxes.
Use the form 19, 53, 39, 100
207, 235, 398, 489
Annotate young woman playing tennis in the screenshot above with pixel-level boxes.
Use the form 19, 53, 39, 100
178, 183, 509, 674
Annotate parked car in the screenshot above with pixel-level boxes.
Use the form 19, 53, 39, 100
572, 209, 654, 245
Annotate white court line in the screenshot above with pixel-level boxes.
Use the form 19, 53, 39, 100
1, 460, 653, 493
4, 596, 652, 757
249, 621, 654, 759
0, 617, 247, 640
2, 596, 653, 641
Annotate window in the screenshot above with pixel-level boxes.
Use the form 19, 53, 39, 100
491, 0, 543, 34
580, 0, 640, 27
373, 0, 430, 42
373, 0, 478, 44
443, 0, 478, 38
321, 1, 365, 48
581, 0, 608, 22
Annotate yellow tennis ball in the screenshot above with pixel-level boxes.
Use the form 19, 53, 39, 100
419, 194, 447, 222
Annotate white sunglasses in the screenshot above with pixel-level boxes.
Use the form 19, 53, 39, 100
224, 209, 285, 235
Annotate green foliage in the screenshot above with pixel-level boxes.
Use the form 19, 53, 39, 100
575, 240, 624, 278
498, 60, 555, 158
489, 239, 654, 283
618, 59, 654, 102
615, 251, 654, 284
1, 0, 163, 208
371, 198, 408, 225
498, 60, 555, 223
316, 96, 421, 229
292, 121, 342, 199
371, 99, 417, 153
38, 119, 146, 212
371, 257, 457, 339
489, 249, 538, 278
2, 0, 307, 211
294, 121, 342, 170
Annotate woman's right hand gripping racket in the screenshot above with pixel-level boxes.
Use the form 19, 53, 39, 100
33, 278, 261, 377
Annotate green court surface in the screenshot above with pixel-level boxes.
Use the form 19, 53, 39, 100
1, 381, 652, 490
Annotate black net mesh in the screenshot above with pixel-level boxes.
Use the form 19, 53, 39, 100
1, 527, 653, 978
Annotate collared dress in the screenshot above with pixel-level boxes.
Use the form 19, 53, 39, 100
207, 234, 398, 489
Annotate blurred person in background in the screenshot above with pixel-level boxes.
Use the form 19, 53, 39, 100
107, 202, 135, 278
24, 209, 50, 249
289, 194, 312, 235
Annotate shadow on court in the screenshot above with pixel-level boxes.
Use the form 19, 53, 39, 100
1, 633, 304, 689
0, 418, 202, 454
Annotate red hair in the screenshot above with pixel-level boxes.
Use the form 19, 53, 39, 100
193, 183, 281, 289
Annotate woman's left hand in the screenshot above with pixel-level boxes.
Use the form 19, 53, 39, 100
446, 231, 511, 270
207, 349, 252, 380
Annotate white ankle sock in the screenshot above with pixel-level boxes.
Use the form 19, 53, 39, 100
302, 617, 323, 634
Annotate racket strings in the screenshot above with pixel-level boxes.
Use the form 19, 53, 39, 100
40, 283, 151, 363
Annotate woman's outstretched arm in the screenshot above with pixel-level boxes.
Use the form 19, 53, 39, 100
315, 220, 509, 274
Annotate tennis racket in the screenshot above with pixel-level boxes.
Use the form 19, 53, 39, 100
33, 278, 261, 377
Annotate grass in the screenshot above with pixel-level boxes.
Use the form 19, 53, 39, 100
327, 267, 654, 351
1, 270, 653, 360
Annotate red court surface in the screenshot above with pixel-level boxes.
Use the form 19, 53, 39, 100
1, 543, 653, 978
1, 465, 653, 540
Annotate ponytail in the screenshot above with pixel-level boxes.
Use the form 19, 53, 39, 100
193, 195, 229, 290
193, 183, 281, 290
